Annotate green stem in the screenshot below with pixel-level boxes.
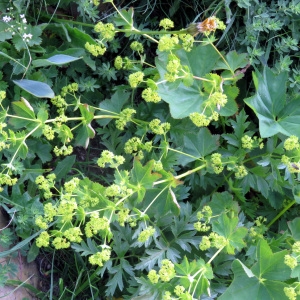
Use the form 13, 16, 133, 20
267, 199, 296, 228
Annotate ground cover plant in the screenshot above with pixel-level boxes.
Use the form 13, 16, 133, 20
0, 0, 300, 299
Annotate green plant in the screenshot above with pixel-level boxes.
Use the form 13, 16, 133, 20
1, 1, 300, 299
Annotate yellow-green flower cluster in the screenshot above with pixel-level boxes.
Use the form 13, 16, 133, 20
284, 254, 298, 269
105, 183, 133, 198
241, 135, 253, 149
0, 90, 6, 103
63, 227, 83, 243
138, 226, 155, 242
85, 42, 106, 57
158, 35, 179, 52
114, 56, 123, 70
211, 153, 224, 174
153, 161, 163, 171
94, 22, 115, 41
234, 165, 248, 179
43, 124, 55, 140
35, 174, 56, 199
141, 87, 161, 103
199, 232, 227, 251
284, 135, 300, 151
159, 18, 174, 30
0, 174, 17, 192
174, 285, 185, 296
194, 206, 212, 232
117, 208, 130, 226
52, 236, 70, 249
159, 259, 176, 282
89, 249, 111, 266
61, 83, 78, 97
130, 41, 144, 53
210, 92, 227, 108
148, 269, 159, 284
85, 213, 110, 238
284, 287, 298, 300
149, 119, 170, 135
97, 150, 125, 168
57, 198, 78, 222
115, 108, 136, 130
124, 137, 152, 156
51, 95, 67, 110
179, 33, 194, 52
53, 145, 73, 156
64, 177, 80, 193
36, 231, 50, 248
189, 112, 210, 127
166, 56, 181, 74
128, 71, 144, 88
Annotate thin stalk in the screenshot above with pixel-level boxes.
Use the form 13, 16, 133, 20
267, 199, 296, 228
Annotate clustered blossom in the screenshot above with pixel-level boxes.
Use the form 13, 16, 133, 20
97, 150, 125, 168
194, 206, 213, 232
35, 174, 56, 199
284, 135, 300, 151
284, 254, 298, 269
284, 287, 298, 300
128, 71, 144, 88
211, 153, 224, 174
85, 42, 106, 57
199, 232, 227, 251
61, 83, 78, 97
234, 165, 248, 179
53, 144, 73, 156
124, 137, 152, 158
42, 124, 55, 140
189, 112, 210, 127
130, 41, 144, 53
209, 92, 228, 109
179, 33, 194, 52
105, 183, 133, 198
141, 87, 161, 103
115, 108, 136, 130
149, 119, 170, 135
85, 213, 110, 238
138, 226, 155, 242
89, 249, 111, 266
241, 135, 254, 149
148, 260, 176, 285
159, 18, 174, 30
158, 35, 179, 52
94, 22, 115, 41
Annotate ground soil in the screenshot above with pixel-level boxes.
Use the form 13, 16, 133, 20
0, 209, 40, 300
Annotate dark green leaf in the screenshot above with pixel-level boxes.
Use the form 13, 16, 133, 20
13, 79, 55, 98
53, 155, 76, 180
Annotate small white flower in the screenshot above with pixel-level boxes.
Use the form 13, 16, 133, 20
22, 18, 27, 24
3, 16, 12, 22
20, 14, 25, 18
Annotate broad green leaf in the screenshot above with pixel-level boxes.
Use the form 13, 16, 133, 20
244, 67, 300, 138
214, 51, 248, 72
175, 256, 213, 298
288, 217, 300, 240
65, 24, 98, 47
53, 155, 76, 180
209, 192, 240, 216
178, 128, 219, 165
75, 123, 95, 148
212, 214, 248, 254
156, 44, 220, 119
252, 240, 290, 281
12, 99, 35, 119
32, 54, 81, 67
219, 259, 289, 300
130, 159, 162, 203
27, 242, 39, 262
13, 79, 55, 98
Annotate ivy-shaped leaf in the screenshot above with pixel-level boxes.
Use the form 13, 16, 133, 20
219, 239, 290, 300
212, 214, 248, 254
130, 159, 162, 203
245, 67, 300, 138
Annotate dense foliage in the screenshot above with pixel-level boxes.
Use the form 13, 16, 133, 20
0, 0, 300, 299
